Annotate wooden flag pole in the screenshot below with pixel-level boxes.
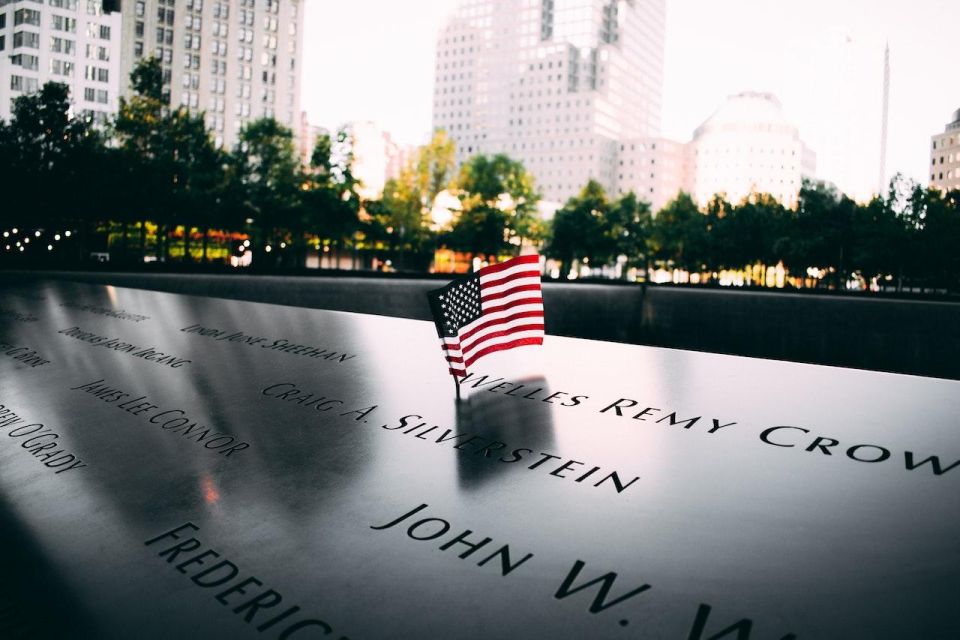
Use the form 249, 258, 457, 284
454, 375, 461, 401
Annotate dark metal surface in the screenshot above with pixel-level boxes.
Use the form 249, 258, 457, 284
0, 280, 957, 639
6, 270, 960, 379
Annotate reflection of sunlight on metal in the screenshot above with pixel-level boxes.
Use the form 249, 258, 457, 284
454, 376, 555, 491
202, 474, 220, 505
105, 285, 118, 306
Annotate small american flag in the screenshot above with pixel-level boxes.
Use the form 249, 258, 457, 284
427, 254, 545, 377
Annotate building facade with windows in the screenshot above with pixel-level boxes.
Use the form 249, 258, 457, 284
615, 136, 687, 212
432, 0, 666, 207
0, 0, 121, 123
118, 0, 304, 150
687, 92, 816, 209
930, 108, 960, 192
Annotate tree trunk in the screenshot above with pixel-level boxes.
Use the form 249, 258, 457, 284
139, 221, 147, 263
202, 227, 209, 263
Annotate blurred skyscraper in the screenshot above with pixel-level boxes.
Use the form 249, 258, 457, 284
298, 110, 325, 167
801, 31, 888, 202
432, 0, 666, 206
118, 0, 304, 150
337, 121, 412, 200
0, 0, 121, 123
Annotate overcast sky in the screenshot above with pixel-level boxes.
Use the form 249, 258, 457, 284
303, 0, 960, 186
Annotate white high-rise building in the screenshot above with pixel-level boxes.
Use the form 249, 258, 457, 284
433, 0, 666, 206
688, 92, 816, 209
118, 0, 304, 150
0, 0, 121, 123
930, 108, 960, 193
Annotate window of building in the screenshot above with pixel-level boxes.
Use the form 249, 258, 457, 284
50, 59, 74, 76
52, 15, 77, 32
11, 75, 39, 93
13, 31, 41, 49
15, 8, 41, 26
13, 54, 40, 70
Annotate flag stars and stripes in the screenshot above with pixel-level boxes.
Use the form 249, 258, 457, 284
427, 254, 544, 377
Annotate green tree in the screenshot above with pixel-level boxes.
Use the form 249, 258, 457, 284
904, 184, 960, 291
300, 129, 361, 267
0, 82, 104, 260
115, 57, 225, 262
719, 193, 787, 269
447, 154, 541, 257
168, 110, 227, 262
783, 180, 856, 287
416, 129, 456, 203
650, 192, 709, 271
607, 191, 653, 277
114, 57, 174, 260
232, 118, 303, 265
850, 182, 908, 289
547, 180, 611, 277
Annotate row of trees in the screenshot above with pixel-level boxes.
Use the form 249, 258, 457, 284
0, 58, 362, 267
2, 58, 959, 291
0, 58, 544, 270
549, 178, 960, 291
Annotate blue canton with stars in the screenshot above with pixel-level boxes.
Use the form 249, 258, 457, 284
427, 273, 484, 338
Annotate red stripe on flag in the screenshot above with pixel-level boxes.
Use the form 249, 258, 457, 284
458, 309, 544, 342
478, 254, 540, 277
482, 296, 543, 316
463, 337, 543, 368
460, 323, 544, 355
480, 282, 542, 304
480, 268, 542, 292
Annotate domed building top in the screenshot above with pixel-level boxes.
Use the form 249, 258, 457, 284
694, 91, 796, 139
688, 91, 816, 209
